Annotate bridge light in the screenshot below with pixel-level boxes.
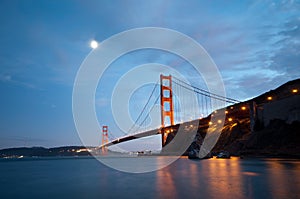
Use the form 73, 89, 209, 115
292, 89, 298, 93
267, 96, 272, 101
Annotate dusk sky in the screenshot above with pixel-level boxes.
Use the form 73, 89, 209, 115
0, 0, 299, 149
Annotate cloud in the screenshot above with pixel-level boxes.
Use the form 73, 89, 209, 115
0, 74, 37, 89
268, 18, 300, 79
0, 74, 11, 82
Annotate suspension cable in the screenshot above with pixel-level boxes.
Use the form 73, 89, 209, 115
132, 94, 160, 135
172, 76, 240, 103
127, 81, 159, 134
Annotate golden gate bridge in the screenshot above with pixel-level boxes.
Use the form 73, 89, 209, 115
100, 74, 241, 153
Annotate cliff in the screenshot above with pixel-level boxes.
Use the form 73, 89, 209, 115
185, 78, 300, 157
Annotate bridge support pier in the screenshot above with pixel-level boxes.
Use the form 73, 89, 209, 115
160, 74, 175, 147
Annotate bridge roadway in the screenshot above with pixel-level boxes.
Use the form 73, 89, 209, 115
100, 117, 213, 148
101, 128, 161, 148
100, 104, 252, 149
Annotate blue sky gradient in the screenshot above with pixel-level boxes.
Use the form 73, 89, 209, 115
0, 0, 299, 149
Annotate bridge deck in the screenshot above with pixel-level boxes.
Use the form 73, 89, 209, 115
102, 128, 161, 147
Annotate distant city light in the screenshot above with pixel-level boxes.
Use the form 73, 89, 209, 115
90, 40, 98, 49
225, 110, 228, 114
217, 119, 222, 124
228, 118, 233, 122
267, 96, 273, 101
292, 89, 298, 93
241, 106, 246, 110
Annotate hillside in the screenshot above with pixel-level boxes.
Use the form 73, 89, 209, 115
186, 78, 300, 157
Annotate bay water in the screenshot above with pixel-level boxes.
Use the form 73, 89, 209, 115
1, 156, 299, 199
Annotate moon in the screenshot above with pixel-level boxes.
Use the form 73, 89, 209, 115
90, 40, 98, 49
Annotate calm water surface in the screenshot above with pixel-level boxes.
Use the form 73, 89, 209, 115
0, 156, 299, 199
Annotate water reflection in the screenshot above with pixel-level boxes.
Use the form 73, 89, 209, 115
189, 161, 199, 188
205, 157, 245, 199
267, 159, 300, 199
153, 157, 300, 199
154, 157, 247, 198
156, 169, 177, 198
1, 157, 299, 198
98, 155, 178, 173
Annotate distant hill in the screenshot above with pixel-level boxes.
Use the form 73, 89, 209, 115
0, 146, 92, 158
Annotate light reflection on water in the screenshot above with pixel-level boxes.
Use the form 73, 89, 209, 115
267, 159, 300, 199
0, 157, 299, 199
97, 155, 178, 173
154, 157, 300, 199
204, 157, 244, 199
156, 168, 177, 198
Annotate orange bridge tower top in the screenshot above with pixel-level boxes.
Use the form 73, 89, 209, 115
160, 74, 174, 146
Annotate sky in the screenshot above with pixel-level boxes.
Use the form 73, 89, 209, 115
0, 0, 299, 150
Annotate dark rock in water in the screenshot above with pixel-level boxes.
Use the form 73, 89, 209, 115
188, 149, 213, 160
216, 151, 231, 159
188, 149, 199, 159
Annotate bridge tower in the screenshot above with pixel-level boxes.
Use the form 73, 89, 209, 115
160, 74, 175, 146
102, 125, 109, 153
